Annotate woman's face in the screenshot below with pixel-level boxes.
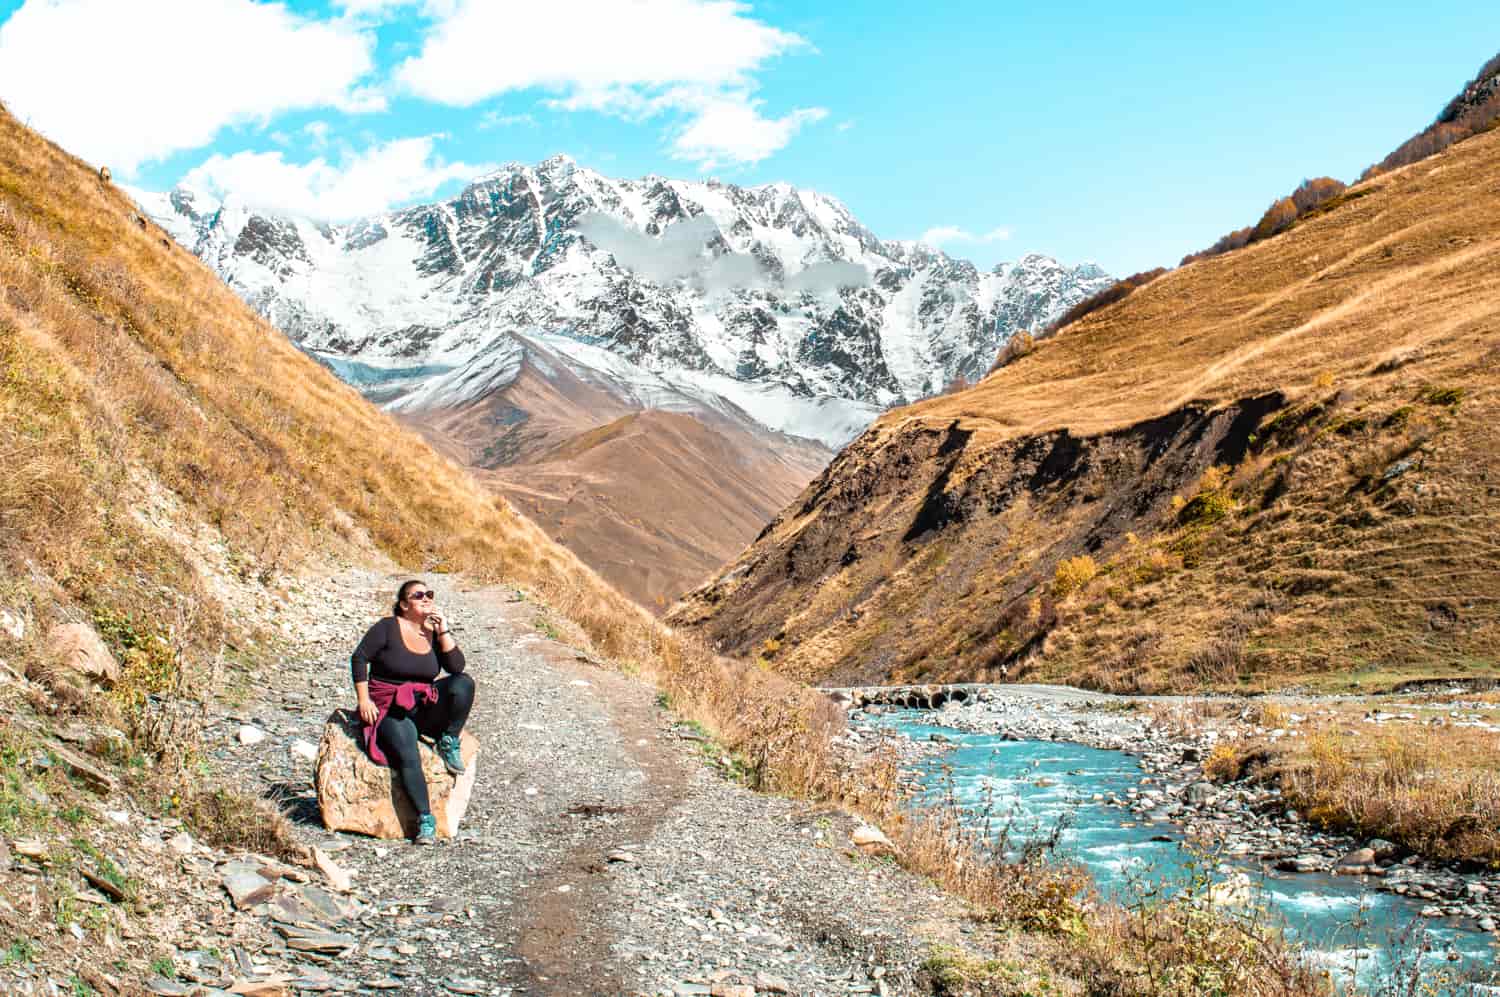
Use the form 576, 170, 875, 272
401, 584, 434, 618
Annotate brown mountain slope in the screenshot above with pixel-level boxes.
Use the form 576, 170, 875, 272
398, 345, 830, 610
483, 410, 829, 609
669, 124, 1500, 693
399, 348, 638, 468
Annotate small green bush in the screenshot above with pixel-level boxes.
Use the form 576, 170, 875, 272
1419, 385, 1465, 407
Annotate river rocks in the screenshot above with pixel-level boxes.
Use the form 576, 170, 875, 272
313, 710, 478, 839
1208, 871, 1252, 906
1368, 838, 1401, 861
41, 621, 119, 690
1335, 847, 1377, 874
1184, 781, 1217, 805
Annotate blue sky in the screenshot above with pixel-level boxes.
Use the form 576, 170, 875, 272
0, 0, 1492, 275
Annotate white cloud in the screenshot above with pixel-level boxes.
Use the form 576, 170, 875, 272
395, 0, 804, 102
920, 225, 1013, 247
669, 92, 826, 170
479, 111, 538, 130
303, 121, 332, 147
394, 0, 821, 168
0, 0, 380, 173
183, 135, 491, 220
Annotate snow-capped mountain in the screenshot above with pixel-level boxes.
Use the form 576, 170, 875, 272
132, 157, 1111, 448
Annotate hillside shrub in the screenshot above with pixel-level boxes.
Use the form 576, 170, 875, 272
1289, 176, 1347, 215
1251, 196, 1299, 242
1419, 384, 1464, 407
1052, 556, 1098, 598
1182, 178, 1347, 266
987, 330, 1035, 374
1044, 269, 1168, 335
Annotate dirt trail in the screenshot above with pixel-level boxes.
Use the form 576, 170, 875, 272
222, 571, 972, 996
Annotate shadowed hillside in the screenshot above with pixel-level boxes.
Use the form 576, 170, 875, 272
670, 121, 1500, 693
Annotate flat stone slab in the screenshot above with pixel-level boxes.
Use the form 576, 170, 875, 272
221, 867, 275, 909
275, 924, 358, 954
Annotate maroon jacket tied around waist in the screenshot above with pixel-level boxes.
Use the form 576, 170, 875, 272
361, 678, 437, 767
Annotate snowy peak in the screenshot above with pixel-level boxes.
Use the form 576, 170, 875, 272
132, 163, 1112, 448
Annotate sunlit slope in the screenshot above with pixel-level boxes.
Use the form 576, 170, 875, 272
670, 126, 1500, 693
484, 410, 828, 611
0, 103, 656, 665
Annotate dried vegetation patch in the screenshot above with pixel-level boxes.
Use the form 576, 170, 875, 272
1206, 709, 1500, 865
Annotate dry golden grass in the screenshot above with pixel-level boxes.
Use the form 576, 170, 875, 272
1217, 718, 1500, 864
674, 122, 1500, 695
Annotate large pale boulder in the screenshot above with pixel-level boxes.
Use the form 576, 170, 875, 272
313, 711, 477, 840
42, 623, 119, 688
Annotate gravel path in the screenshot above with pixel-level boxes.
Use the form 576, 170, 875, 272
204, 571, 979, 996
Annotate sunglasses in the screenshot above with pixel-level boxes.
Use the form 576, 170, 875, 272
405, 590, 436, 601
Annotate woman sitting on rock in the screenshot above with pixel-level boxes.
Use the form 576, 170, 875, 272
351, 580, 476, 844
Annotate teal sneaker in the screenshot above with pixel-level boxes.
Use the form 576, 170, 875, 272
414, 812, 437, 845
436, 733, 465, 775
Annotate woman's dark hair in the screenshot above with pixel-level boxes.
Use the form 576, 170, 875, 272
393, 579, 427, 617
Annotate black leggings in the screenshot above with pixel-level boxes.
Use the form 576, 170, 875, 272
375, 673, 475, 814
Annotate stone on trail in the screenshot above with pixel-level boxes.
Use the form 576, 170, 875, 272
288, 738, 319, 762
41, 740, 114, 795
227, 981, 292, 997
314, 710, 478, 839
221, 864, 276, 909
851, 824, 897, 857
312, 845, 352, 892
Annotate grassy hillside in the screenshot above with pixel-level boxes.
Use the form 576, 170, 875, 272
670, 121, 1500, 694
0, 100, 661, 669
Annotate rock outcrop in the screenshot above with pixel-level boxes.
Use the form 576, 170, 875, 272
313, 711, 478, 839
41, 622, 119, 689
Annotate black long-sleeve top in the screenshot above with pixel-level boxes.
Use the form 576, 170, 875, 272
350, 617, 466, 685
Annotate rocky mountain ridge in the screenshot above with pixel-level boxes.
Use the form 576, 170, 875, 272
131, 158, 1111, 449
